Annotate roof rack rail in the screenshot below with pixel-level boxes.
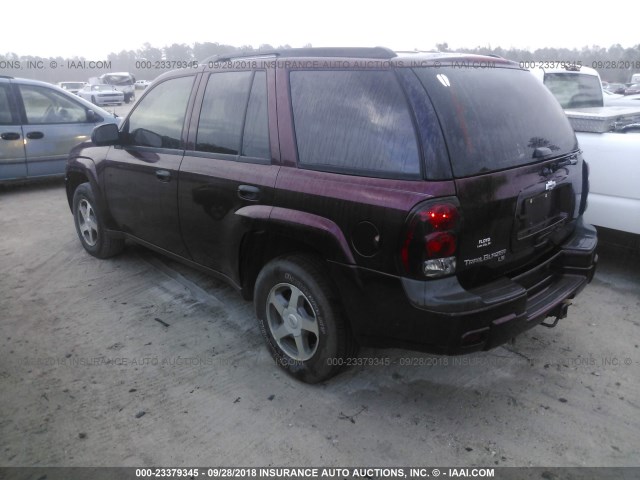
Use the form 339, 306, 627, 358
394, 50, 439, 54
204, 47, 396, 63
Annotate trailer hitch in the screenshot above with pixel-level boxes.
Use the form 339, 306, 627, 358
541, 300, 572, 328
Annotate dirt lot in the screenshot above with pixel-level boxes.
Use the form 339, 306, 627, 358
0, 180, 639, 468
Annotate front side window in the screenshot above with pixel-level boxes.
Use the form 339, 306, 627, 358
289, 70, 421, 178
196, 71, 253, 155
19, 85, 87, 124
127, 75, 194, 149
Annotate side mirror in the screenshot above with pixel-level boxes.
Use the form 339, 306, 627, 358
91, 123, 120, 146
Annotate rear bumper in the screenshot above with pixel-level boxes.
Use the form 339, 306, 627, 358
331, 218, 598, 354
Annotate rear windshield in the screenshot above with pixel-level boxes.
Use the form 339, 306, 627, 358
543, 72, 603, 108
413, 67, 578, 178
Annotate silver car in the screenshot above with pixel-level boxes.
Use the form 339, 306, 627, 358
0, 77, 118, 182
57, 81, 87, 95
77, 84, 125, 106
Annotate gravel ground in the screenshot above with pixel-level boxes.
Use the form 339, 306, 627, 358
0, 180, 639, 468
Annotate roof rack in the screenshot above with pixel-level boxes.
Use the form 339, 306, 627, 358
204, 47, 396, 63
394, 50, 439, 54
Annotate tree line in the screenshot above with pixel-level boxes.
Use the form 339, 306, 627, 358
1, 41, 638, 84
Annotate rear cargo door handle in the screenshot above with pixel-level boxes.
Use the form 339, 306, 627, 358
1, 132, 21, 141
26, 131, 44, 139
238, 184, 261, 202
155, 169, 171, 182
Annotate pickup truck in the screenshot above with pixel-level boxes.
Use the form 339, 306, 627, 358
564, 107, 640, 235
531, 66, 640, 236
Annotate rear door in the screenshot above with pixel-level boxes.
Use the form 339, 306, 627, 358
0, 82, 26, 181
178, 69, 279, 282
103, 74, 198, 257
413, 66, 584, 282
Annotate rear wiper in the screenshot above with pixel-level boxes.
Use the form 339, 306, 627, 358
533, 147, 553, 159
540, 153, 578, 176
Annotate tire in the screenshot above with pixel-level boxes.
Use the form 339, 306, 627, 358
254, 254, 357, 383
72, 182, 124, 259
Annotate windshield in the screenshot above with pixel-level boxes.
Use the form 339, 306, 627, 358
413, 67, 578, 178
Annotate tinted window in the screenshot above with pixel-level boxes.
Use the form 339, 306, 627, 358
196, 71, 253, 155
290, 70, 420, 178
127, 76, 193, 149
0, 85, 16, 125
242, 71, 270, 159
413, 67, 578, 178
543, 72, 603, 108
19, 85, 87, 124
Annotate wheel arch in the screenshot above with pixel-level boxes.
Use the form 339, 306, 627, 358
235, 206, 355, 301
66, 156, 118, 231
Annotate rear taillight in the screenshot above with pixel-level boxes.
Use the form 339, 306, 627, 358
400, 199, 461, 278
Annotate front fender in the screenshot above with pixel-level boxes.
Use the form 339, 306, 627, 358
65, 146, 118, 231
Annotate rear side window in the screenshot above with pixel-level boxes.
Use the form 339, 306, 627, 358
290, 70, 421, 178
241, 71, 270, 159
414, 67, 578, 178
196, 71, 253, 155
127, 75, 194, 149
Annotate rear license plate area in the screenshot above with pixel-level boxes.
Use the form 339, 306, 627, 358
517, 186, 570, 241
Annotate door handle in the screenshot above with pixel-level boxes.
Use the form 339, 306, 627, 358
238, 184, 261, 202
1, 132, 20, 141
155, 169, 171, 182
26, 131, 44, 139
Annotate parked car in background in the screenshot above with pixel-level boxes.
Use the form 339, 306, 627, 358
603, 91, 640, 107
604, 83, 627, 94
624, 83, 640, 95
57, 81, 87, 95
98, 72, 136, 103
135, 80, 150, 89
77, 84, 124, 106
66, 48, 597, 383
0, 76, 118, 183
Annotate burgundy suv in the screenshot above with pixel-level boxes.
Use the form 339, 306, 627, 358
65, 47, 597, 383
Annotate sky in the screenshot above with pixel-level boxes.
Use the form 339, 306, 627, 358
2, 0, 638, 59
